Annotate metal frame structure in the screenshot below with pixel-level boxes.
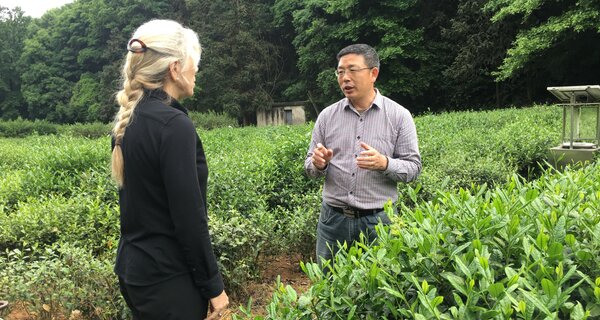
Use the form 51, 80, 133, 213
547, 85, 600, 149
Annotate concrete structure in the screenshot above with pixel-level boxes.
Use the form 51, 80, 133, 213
547, 85, 600, 169
257, 103, 306, 126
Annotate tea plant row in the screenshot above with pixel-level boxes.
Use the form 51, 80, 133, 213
0, 105, 566, 318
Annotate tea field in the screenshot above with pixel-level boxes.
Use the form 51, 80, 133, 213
1, 105, 598, 319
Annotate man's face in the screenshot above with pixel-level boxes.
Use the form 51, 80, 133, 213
336, 53, 378, 103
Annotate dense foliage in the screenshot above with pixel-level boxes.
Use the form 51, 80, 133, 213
1, 0, 598, 122
0, 105, 566, 318
0, 111, 236, 138
255, 164, 600, 319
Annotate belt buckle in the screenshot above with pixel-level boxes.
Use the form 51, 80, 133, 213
342, 207, 358, 218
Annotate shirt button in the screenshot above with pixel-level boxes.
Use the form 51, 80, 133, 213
349, 191, 353, 195
352, 173, 355, 176
357, 136, 360, 140
354, 154, 358, 158
360, 118, 363, 122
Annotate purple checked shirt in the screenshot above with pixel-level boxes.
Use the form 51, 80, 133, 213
305, 90, 422, 209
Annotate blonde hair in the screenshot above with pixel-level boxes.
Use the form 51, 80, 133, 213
111, 19, 201, 187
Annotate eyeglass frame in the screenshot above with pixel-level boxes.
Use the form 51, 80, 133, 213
334, 67, 374, 77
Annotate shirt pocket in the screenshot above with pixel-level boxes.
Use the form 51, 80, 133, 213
369, 133, 395, 157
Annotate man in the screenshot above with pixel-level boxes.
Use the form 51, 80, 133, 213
304, 44, 422, 267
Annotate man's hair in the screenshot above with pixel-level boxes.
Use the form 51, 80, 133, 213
336, 44, 380, 69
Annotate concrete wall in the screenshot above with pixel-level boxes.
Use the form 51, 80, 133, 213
257, 106, 306, 126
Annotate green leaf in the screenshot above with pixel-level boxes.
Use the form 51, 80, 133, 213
298, 295, 311, 309
382, 287, 405, 299
519, 289, 553, 315
454, 256, 472, 278
518, 300, 527, 314
548, 242, 563, 260
347, 305, 357, 320
442, 272, 467, 296
422, 280, 429, 294
472, 238, 482, 252
488, 282, 505, 298
565, 234, 575, 246
541, 278, 557, 296
481, 310, 501, 320
286, 285, 297, 301
536, 231, 549, 250
431, 296, 444, 308
571, 302, 586, 320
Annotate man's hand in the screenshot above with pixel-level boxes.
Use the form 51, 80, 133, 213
311, 143, 333, 170
205, 290, 229, 320
356, 142, 388, 171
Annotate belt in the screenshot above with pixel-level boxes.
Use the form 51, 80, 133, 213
329, 205, 383, 218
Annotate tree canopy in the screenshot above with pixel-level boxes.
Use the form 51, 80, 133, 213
485, 0, 600, 81
0, 0, 598, 123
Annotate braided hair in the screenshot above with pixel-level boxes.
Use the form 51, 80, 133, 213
111, 19, 200, 187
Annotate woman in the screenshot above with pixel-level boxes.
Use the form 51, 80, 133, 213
111, 19, 228, 320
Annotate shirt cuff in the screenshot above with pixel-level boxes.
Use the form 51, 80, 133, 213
192, 269, 224, 299
308, 163, 328, 176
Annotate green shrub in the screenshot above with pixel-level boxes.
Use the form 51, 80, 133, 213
189, 110, 238, 130
251, 163, 600, 319
0, 243, 128, 320
0, 104, 573, 317
0, 119, 58, 137
0, 136, 113, 207
210, 209, 271, 298
57, 122, 111, 138
0, 195, 119, 254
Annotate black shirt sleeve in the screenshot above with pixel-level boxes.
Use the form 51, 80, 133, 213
159, 113, 224, 299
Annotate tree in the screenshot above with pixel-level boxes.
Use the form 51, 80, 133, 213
441, 0, 524, 109
0, 6, 31, 120
273, 0, 436, 112
186, 0, 293, 124
485, 0, 600, 83
19, 0, 186, 123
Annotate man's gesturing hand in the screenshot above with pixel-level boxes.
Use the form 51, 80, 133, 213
312, 143, 333, 170
356, 142, 388, 171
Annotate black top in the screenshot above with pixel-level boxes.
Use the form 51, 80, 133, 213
113, 89, 223, 299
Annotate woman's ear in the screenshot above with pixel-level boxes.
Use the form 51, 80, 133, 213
168, 60, 181, 81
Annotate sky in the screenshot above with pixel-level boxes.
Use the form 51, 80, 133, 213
1, 0, 74, 18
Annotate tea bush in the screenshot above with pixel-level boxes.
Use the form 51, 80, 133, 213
189, 110, 239, 130
57, 122, 111, 138
0, 105, 568, 318
0, 195, 119, 254
415, 105, 560, 199
0, 119, 57, 137
0, 243, 128, 320
253, 164, 600, 319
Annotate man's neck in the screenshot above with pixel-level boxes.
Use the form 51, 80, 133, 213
350, 89, 377, 112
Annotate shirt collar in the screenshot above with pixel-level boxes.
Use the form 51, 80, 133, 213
145, 89, 189, 115
343, 88, 383, 111
169, 97, 188, 115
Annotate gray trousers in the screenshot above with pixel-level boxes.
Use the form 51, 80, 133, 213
316, 202, 391, 268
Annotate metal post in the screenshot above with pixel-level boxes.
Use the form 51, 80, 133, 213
570, 94, 576, 149
570, 105, 575, 149
596, 104, 600, 147
562, 106, 566, 146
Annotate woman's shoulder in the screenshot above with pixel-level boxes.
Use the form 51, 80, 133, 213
137, 97, 189, 126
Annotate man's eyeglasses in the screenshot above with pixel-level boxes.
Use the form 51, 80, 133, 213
335, 67, 373, 77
